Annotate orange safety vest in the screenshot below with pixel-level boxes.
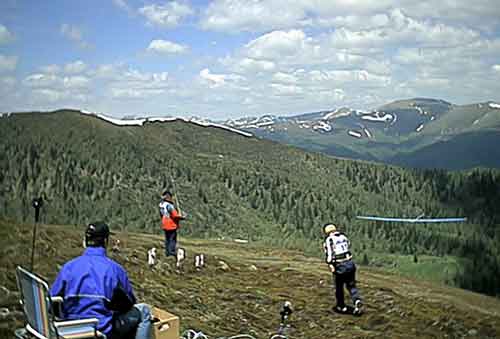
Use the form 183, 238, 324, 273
161, 206, 181, 231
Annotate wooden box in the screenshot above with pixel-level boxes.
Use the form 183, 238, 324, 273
152, 307, 180, 339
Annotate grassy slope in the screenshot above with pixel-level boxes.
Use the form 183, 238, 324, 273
1, 220, 499, 339
388, 131, 500, 170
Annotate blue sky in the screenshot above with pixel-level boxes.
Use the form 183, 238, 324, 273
1, 0, 500, 119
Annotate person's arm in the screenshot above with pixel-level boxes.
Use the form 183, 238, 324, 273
169, 207, 185, 221
119, 268, 137, 305
106, 266, 137, 312
50, 266, 67, 297
325, 237, 334, 264
324, 237, 336, 272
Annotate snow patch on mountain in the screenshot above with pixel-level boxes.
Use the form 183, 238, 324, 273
363, 128, 372, 138
489, 102, 500, 109
322, 108, 351, 120
313, 121, 332, 132
79, 110, 252, 137
360, 111, 394, 123
225, 115, 276, 129
348, 130, 362, 138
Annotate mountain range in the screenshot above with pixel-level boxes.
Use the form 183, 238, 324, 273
222, 98, 500, 170
9, 97, 497, 170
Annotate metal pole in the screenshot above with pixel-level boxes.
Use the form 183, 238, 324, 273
30, 198, 42, 271
30, 220, 37, 271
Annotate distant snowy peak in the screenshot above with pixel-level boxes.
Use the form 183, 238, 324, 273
79, 110, 252, 137
322, 107, 352, 120
225, 115, 277, 129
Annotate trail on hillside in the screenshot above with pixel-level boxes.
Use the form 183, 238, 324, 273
1, 222, 499, 338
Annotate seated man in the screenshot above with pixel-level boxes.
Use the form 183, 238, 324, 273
50, 222, 152, 339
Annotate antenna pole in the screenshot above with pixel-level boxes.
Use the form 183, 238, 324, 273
30, 197, 43, 271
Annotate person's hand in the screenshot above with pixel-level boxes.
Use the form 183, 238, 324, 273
329, 264, 335, 273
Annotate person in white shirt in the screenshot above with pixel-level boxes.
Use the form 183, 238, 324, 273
323, 223, 363, 315
147, 247, 156, 268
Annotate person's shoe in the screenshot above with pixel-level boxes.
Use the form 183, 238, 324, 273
335, 305, 348, 313
353, 299, 363, 315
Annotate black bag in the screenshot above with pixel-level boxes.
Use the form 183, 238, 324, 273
112, 306, 141, 339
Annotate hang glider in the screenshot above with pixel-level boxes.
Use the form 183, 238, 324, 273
356, 215, 467, 223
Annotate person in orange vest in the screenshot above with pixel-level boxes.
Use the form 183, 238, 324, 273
159, 190, 185, 257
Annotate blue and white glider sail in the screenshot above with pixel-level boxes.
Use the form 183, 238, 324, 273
356, 216, 467, 223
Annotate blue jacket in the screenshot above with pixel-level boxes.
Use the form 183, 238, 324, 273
50, 247, 136, 335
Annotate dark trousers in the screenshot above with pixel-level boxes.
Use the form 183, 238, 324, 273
109, 306, 140, 339
164, 229, 177, 256
334, 261, 361, 308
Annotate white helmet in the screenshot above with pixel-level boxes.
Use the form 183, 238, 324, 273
323, 223, 337, 234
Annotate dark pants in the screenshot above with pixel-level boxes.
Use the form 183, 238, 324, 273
110, 304, 152, 339
334, 260, 361, 308
164, 229, 177, 257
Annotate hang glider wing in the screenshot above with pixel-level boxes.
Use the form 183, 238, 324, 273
356, 216, 467, 223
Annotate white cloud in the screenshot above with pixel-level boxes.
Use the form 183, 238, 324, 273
329, 9, 480, 51
64, 60, 87, 74
93, 64, 122, 79
317, 14, 390, 30
29, 88, 89, 104
63, 76, 90, 89
200, 68, 226, 87
199, 68, 244, 88
493, 65, 500, 73
0, 77, 16, 94
24, 73, 61, 88
232, 58, 275, 73
61, 24, 91, 49
39, 64, 61, 74
107, 68, 171, 99
200, 0, 500, 33
32, 89, 65, 103
307, 69, 392, 88
0, 54, 17, 72
272, 72, 299, 84
24, 61, 174, 103
244, 30, 310, 60
0, 24, 14, 44
270, 83, 303, 96
147, 39, 188, 54
112, 0, 133, 14
24, 72, 91, 92
139, 2, 193, 28
201, 0, 306, 32
111, 88, 165, 99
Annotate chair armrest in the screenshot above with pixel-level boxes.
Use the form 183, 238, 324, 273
50, 296, 64, 318
54, 318, 100, 338
54, 317, 99, 328
51, 296, 64, 303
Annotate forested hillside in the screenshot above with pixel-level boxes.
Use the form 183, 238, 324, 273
1, 110, 499, 296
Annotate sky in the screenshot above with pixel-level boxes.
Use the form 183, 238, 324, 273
1, 0, 500, 119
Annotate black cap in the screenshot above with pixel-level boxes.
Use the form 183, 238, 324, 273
86, 221, 112, 239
